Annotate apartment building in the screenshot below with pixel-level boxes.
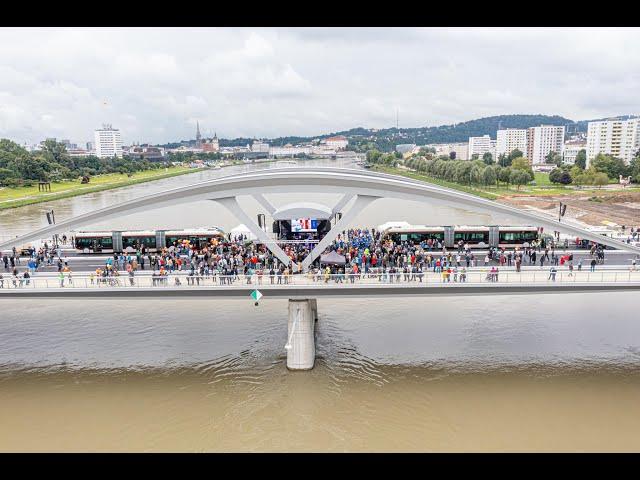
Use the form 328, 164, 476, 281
468, 135, 496, 159
495, 129, 528, 158
526, 125, 565, 165
586, 118, 640, 166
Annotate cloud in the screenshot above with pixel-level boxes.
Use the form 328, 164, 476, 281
0, 27, 639, 145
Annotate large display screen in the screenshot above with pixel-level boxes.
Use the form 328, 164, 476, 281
291, 218, 319, 232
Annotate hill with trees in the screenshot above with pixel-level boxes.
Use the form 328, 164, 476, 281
161, 114, 584, 153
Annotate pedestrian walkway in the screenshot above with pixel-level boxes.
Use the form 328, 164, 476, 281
1, 269, 638, 291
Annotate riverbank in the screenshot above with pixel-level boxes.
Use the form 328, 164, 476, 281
0, 157, 302, 211
0, 166, 201, 211
373, 165, 640, 228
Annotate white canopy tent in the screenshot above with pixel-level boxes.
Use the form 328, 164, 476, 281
230, 224, 257, 241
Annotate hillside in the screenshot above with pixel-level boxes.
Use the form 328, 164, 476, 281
162, 114, 634, 152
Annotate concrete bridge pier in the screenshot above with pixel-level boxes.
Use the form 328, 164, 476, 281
286, 299, 317, 370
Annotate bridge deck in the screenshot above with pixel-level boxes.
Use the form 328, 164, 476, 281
1, 271, 639, 298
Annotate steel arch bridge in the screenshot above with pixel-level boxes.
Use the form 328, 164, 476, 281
2, 167, 638, 271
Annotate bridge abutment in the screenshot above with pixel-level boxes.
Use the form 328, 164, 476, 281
286, 299, 317, 370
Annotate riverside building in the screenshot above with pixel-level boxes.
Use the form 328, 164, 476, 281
94, 124, 123, 158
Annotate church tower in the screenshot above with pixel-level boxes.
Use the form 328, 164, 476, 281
196, 121, 202, 148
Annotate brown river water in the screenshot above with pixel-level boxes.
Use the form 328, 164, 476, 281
1, 158, 639, 451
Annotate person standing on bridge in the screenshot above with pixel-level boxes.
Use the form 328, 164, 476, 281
548, 266, 557, 281
590, 258, 597, 272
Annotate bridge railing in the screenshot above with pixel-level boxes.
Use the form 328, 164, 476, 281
0, 270, 639, 290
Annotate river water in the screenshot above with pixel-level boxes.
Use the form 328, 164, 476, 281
1, 158, 639, 452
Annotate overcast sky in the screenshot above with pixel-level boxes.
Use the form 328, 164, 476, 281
1, 27, 639, 146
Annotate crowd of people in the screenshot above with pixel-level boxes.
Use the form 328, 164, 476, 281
2, 226, 639, 289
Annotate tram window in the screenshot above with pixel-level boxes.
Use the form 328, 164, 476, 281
390, 232, 444, 243
75, 237, 94, 249
499, 231, 538, 242
454, 232, 489, 243
76, 236, 112, 249
100, 237, 113, 248
122, 236, 156, 248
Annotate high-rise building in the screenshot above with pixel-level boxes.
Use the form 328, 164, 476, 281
495, 129, 528, 159
526, 125, 565, 165
94, 124, 123, 158
468, 135, 495, 159
586, 118, 640, 167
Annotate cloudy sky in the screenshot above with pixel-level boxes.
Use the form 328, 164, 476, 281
1, 27, 639, 146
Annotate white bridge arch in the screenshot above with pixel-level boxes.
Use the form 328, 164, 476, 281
2, 167, 638, 271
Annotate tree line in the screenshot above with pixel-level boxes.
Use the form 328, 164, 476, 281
0, 139, 172, 187
367, 146, 640, 190
367, 148, 535, 190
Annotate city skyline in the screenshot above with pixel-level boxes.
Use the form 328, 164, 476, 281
1, 27, 640, 145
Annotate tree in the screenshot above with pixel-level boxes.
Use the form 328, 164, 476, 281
449, 151, 457, 160
482, 165, 497, 186
510, 157, 535, 181
629, 156, 640, 184
593, 172, 609, 188
574, 149, 587, 170
498, 153, 509, 167
591, 153, 629, 179
471, 154, 479, 160
549, 168, 563, 184
41, 139, 71, 169
454, 161, 472, 184
470, 165, 482, 185
366, 149, 382, 164
510, 169, 530, 190
499, 166, 512, 187
545, 150, 563, 167
419, 147, 436, 155
508, 148, 523, 161
549, 167, 572, 185
444, 162, 457, 181
482, 152, 494, 165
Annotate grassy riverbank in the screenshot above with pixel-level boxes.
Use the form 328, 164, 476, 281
373, 165, 638, 200
0, 157, 298, 211
0, 166, 197, 211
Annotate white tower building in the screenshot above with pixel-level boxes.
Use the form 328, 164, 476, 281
496, 129, 528, 158
94, 124, 123, 158
586, 118, 640, 167
527, 125, 565, 165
